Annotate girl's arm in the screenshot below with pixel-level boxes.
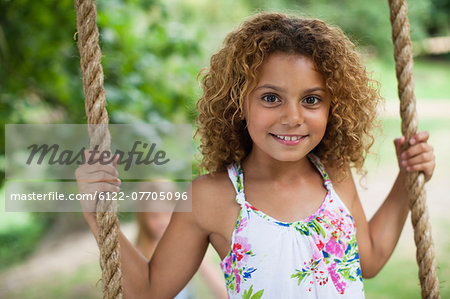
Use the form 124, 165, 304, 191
84, 204, 209, 299
77, 154, 211, 298
335, 131, 435, 278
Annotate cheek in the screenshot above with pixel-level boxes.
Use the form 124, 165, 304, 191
309, 111, 329, 132
247, 114, 272, 135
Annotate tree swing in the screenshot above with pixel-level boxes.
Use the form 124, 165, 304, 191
73, 0, 441, 298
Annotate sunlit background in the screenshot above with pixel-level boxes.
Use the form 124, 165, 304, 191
1, 0, 449, 298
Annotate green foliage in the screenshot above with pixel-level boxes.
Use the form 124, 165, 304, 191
95, 0, 203, 124
427, 0, 450, 36
0, 212, 56, 270
0, 0, 202, 125
0, 0, 204, 187
245, 0, 442, 60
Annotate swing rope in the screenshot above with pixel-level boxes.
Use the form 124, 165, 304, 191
73, 0, 439, 297
74, 0, 123, 298
388, 0, 440, 298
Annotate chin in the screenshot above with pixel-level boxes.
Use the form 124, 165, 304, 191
270, 153, 309, 162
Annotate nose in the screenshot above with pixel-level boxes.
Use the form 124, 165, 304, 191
280, 102, 304, 127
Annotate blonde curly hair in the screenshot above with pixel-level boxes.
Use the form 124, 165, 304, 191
196, 12, 382, 176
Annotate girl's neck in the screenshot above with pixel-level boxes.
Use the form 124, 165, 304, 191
242, 151, 313, 182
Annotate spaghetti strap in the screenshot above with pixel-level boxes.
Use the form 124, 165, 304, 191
307, 153, 332, 190
226, 162, 246, 205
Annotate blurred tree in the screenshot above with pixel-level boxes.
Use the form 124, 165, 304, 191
427, 0, 450, 36
0, 0, 204, 269
0, 0, 204, 187
244, 0, 447, 59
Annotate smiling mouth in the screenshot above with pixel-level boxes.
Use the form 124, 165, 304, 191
270, 133, 307, 141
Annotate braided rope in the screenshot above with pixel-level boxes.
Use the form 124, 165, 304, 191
387, 0, 440, 297
74, 0, 123, 298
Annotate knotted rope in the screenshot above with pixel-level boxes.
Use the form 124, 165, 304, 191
388, 0, 440, 297
74, 0, 123, 298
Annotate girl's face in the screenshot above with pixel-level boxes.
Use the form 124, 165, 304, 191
244, 52, 331, 163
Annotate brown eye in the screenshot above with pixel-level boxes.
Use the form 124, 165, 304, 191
262, 94, 280, 103
303, 96, 320, 105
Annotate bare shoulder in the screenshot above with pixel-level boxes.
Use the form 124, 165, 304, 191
190, 171, 239, 234
324, 163, 359, 212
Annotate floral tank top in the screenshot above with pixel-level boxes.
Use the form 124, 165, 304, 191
220, 154, 364, 298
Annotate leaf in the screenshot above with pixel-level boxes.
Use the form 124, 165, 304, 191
242, 285, 253, 299
309, 219, 326, 238
291, 269, 311, 285
295, 224, 311, 236
250, 289, 265, 299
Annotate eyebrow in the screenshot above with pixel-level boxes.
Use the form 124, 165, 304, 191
304, 87, 326, 93
254, 84, 286, 92
254, 84, 326, 94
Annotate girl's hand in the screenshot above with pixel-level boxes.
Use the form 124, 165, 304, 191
394, 131, 435, 182
75, 151, 121, 225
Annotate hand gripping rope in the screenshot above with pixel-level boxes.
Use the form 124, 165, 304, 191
388, 0, 440, 298
74, 0, 123, 298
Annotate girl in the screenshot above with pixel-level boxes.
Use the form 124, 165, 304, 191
77, 12, 435, 298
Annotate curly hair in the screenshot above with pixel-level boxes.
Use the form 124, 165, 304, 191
196, 12, 382, 176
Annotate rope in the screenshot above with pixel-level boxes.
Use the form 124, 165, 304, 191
387, 0, 440, 297
74, 0, 123, 298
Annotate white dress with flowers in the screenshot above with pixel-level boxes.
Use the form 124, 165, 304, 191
220, 154, 365, 298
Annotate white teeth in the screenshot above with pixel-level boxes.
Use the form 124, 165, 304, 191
275, 134, 303, 141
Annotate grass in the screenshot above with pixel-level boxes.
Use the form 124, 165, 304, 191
1, 262, 102, 299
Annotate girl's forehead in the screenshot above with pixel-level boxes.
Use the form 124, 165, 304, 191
254, 53, 325, 87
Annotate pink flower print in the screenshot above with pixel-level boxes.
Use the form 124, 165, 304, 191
233, 268, 241, 292
236, 216, 247, 234
233, 236, 252, 263
222, 234, 256, 295
312, 247, 323, 262
222, 255, 233, 275
325, 237, 345, 259
328, 262, 347, 294
340, 218, 354, 239
321, 208, 336, 219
